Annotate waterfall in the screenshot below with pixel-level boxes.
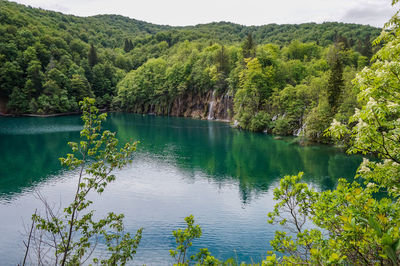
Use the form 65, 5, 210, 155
294, 122, 307, 137
222, 92, 230, 119
208, 90, 216, 120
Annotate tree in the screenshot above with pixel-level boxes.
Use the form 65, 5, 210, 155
123, 39, 130, 53
242, 33, 256, 59
234, 58, 273, 131
88, 44, 98, 68
70, 74, 93, 101
266, 171, 400, 265
358, 35, 373, 59
170, 215, 220, 266
0, 61, 23, 97
116, 58, 168, 113
266, 2, 400, 264
7, 87, 29, 113
327, 46, 344, 111
284, 40, 320, 61
305, 95, 332, 142
22, 98, 142, 265
215, 45, 230, 91
329, 11, 400, 195
216, 45, 230, 75
25, 60, 44, 97
123, 39, 133, 53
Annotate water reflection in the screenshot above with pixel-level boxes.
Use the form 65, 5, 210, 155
0, 113, 364, 264
108, 113, 362, 202
0, 114, 362, 202
0, 116, 81, 197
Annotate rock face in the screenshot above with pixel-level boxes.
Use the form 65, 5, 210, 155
213, 91, 233, 121
163, 90, 233, 120
0, 97, 7, 114
207, 90, 216, 120
294, 122, 307, 137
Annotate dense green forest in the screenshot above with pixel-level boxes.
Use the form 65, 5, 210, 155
0, 0, 382, 141
4, 0, 400, 264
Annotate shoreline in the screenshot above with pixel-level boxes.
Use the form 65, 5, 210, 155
21, 112, 80, 117
0, 112, 80, 118
0, 110, 345, 149
0, 109, 108, 118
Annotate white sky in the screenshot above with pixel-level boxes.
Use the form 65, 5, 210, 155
12, 0, 397, 28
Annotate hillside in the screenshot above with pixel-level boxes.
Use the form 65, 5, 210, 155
0, 0, 383, 141
1, 0, 380, 48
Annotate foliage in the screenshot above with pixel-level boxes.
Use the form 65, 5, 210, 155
0, 0, 380, 136
266, 173, 400, 265
304, 95, 332, 142
88, 44, 98, 68
327, 46, 344, 110
10, 0, 400, 263
265, 1, 400, 264
242, 34, 256, 59
22, 98, 142, 265
233, 58, 273, 131
272, 116, 292, 135
123, 39, 134, 53
170, 215, 220, 266
328, 2, 400, 197
0, 0, 382, 143
7, 0, 400, 264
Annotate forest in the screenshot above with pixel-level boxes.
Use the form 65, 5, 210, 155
3, 0, 400, 265
0, 0, 382, 142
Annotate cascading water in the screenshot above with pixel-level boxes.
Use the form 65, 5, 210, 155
294, 122, 307, 137
221, 92, 231, 119
208, 90, 216, 120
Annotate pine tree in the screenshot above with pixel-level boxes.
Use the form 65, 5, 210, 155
216, 45, 230, 90
327, 49, 344, 110
334, 31, 350, 50
242, 34, 256, 58
124, 39, 134, 53
216, 45, 229, 75
124, 39, 130, 53
361, 35, 373, 59
88, 44, 98, 68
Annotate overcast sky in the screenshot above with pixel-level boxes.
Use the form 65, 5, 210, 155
12, 0, 396, 28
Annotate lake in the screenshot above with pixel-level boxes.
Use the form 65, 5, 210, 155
0, 113, 362, 265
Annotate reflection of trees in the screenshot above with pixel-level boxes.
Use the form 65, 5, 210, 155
109, 114, 363, 203
0, 114, 362, 202
0, 116, 81, 197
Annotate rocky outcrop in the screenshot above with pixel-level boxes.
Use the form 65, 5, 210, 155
117, 89, 234, 121
165, 90, 234, 121
0, 97, 7, 114
210, 91, 233, 121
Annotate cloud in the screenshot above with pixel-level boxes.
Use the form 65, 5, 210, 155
41, 3, 69, 13
12, 0, 70, 13
11, 0, 397, 27
340, 0, 396, 27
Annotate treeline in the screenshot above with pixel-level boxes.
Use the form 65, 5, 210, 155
0, 0, 170, 113
0, 0, 381, 141
116, 35, 373, 142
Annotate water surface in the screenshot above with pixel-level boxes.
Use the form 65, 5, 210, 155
0, 113, 362, 264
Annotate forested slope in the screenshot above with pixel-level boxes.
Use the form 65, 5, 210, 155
0, 0, 382, 141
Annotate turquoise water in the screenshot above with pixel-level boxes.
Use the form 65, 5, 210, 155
0, 113, 362, 265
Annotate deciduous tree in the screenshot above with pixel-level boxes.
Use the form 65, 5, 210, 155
22, 98, 142, 265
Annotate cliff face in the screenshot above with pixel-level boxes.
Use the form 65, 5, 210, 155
0, 97, 7, 114
129, 90, 234, 121
170, 90, 233, 121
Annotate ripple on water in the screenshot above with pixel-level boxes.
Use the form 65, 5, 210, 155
0, 113, 363, 265
0, 124, 82, 135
